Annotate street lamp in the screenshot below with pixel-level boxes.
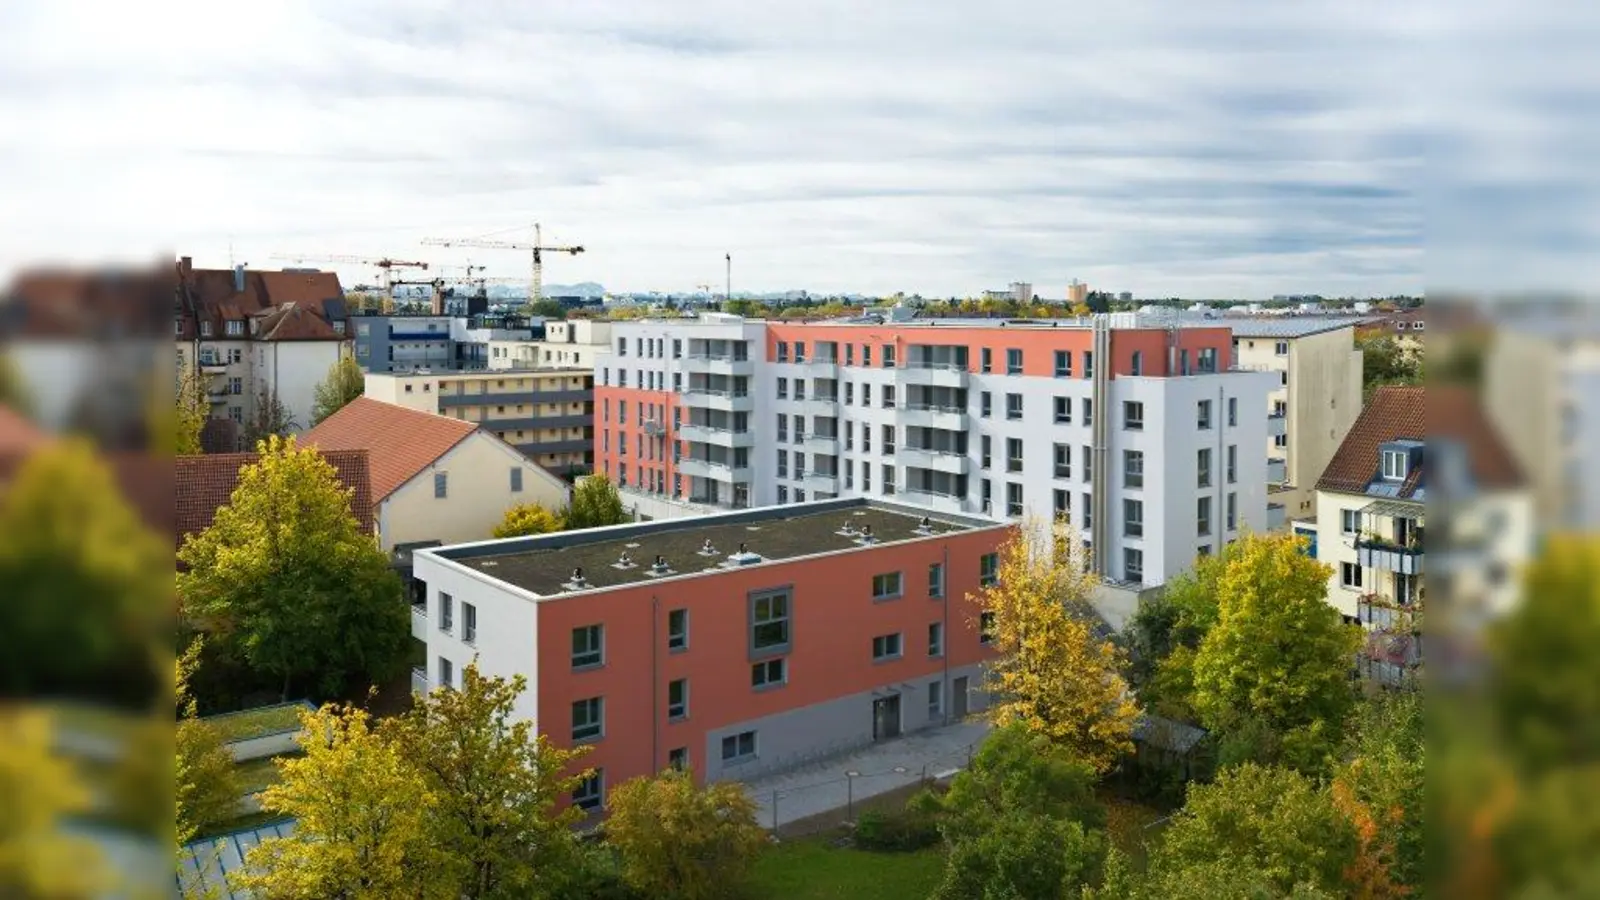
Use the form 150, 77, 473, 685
845, 770, 861, 820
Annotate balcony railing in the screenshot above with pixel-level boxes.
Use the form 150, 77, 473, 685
894, 362, 970, 388
411, 604, 427, 640
1267, 413, 1287, 437
1356, 536, 1425, 574
900, 489, 969, 515
411, 667, 430, 696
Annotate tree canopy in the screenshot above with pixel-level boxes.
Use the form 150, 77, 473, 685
242, 387, 297, 446
604, 767, 766, 900
565, 474, 628, 530
171, 367, 210, 455
493, 503, 565, 538
0, 709, 108, 899
311, 355, 366, 426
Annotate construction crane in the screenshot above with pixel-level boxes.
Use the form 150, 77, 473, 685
421, 223, 584, 307
269, 253, 430, 295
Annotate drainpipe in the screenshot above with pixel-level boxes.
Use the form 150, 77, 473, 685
651, 595, 660, 772
941, 542, 951, 725
1091, 317, 1111, 576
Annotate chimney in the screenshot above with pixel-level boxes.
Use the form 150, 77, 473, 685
179, 256, 193, 277
233, 264, 246, 293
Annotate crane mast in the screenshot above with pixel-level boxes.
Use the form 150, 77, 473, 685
421, 222, 584, 308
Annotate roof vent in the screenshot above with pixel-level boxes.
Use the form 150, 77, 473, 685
725, 542, 763, 566
856, 524, 877, 545
915, 516, 934, 535
698, 539, 718, 557
565, 567, 587, 589
613, 551, 636, 570
837, 519, 860, 537
648, 554, 673, 576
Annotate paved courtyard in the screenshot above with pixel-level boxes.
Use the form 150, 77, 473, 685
742, 718, 992, 830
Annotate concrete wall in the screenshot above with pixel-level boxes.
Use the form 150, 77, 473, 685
412, 552, 542, 724
380, 433, 570, 550
254, 340, 347, 435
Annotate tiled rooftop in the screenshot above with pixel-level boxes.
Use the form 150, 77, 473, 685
431, 498, 1002, 597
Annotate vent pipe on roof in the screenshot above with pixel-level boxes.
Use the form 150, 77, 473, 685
234, 264, 246, 293
568, 567, 586, 588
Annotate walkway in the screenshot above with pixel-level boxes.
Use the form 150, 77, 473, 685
743, 718, 992, 831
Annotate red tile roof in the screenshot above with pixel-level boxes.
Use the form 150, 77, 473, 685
302, 398, 479, 501
1317, 386, 1427, 496
1427, 384, 1523, 489
174, 262, 348, 343
176, 448, 374, 547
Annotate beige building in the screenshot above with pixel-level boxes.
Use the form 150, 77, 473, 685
304, 398, 569, 551
1229, 319, 1365, 527
364, 368, 594, 477
488, 318, 614, 371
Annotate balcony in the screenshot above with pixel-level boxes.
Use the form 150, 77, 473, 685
1267, 457, 1287, 485
678, 423, 755, 448
411, 667, 430, 696
796, 356, 839, 377
900, 489, 971, 516
197, 355, 228, 373
678, 457, 750, 482
894, 362, 970, 389
800, 471, 838, 494
681, 389, 754, 413
479, 414, 590, 432
1267, 502, 1287, 530
796, 433, 840, 454
1267, 413, 1287, 437
789, 395, 840, 417
438, 388, 592, 408
897, 446, 971, 475
1357, 538, 1424, 575
898, 404, 968, 432
207, 387, 231, 405
411, 604, 427, 640
680, 354, 755, 378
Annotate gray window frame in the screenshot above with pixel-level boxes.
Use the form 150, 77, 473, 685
667, 608, 689, 652
571, 697, 604, 742
572, 624, 604, 670
872, 632, 904, 661
667, 678, 689, 721
749, 587, 792, 659
721, 730, 758, 763
871, 571, 904, 602
434, 471, 448, 498
751, 658, 787, 690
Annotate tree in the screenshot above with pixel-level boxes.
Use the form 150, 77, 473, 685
171, 367, 211, 455
242, 387, 297, 446
0, 438, 170, 705
494, 503, 565, 538
385, 665, 593, 900
311, 356, 365, 426
1355, 335, 1421, 400
1091, 846, 1340, 900
1191, 532, 1361, 773
0, 708, 109, 899
235, 704, 451, 900
176, 641, 242, 846
1331, 692, 1423, 896
934, 812, 1104, 900
565, 474, 628, 531
604, 767, 766, 900
1123, 545, 1234, 720
972, 519, 1138, 773
1150, 763, 1357, 897
177, 435, 409, 699
0, 351, 32, 417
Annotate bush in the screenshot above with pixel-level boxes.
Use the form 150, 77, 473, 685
853, 805, 941, 852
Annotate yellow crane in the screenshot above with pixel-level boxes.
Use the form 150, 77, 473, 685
421, 223, 584, 307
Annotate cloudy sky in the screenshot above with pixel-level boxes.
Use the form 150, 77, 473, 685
0, 0, 1490, 298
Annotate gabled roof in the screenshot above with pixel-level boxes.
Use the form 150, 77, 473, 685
176, 449, 374, 548
302, 398, 479, 501
1427, 384, 1523, 489
1317, 385, 1427, 497
175, 263, 347, 343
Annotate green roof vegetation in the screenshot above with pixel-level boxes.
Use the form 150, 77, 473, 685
202, 702, 313, 744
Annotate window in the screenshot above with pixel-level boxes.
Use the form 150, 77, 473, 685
1382, 449, 1409, 481
860, 384, 868, 405
463, 603, 477, 645
981, 435, 992, 469
673, 338, 682, 358
510, 468, 523, 492
863, 462, 871, 491
1124, 499, 1144, 537
1130, 351, 1143, 376
573, 771, 603, 812
1227, 397, 1237, 426
1006, 348, 1023, 375
1082, 445, 1092, 482
845, 383, 854, 405
722, 730, 757, 763
1006, 482, 1023, 517
881, 464, 894, 495
1197, 448, 1212, 488
981, 348, 992, 373
1179, 349, 1190, 375
225, 320, 244, 337
794, 342, 806, 362
1084, 350, 1094, 378
572, 697, 604, 742
777, 377, 788, 400
883, 384, 897, 408
434, 472, 448, 498
1053, 489, 1069, 518
1198, 544, 1212, 558
1054, 442, 1070, 479
872, 572, 904, 601
883, 344, 896, 367
1124, 450, 1144, 488
929, 680, 944, 719
438, 656, 453, 689
872, 632, 903, 661
228, 376, 242, 395
1054, 350, 1072, 377
1082, 398, 1092, 426
751, 658, 786, 689
929, 563, 945, 598
201, 321, 213, 337
863, 345, 872, 366
845, 344, 855, 365
668, 679, 688, 720
928, 622, 944, 657
1275, 340, 1289, 355
777, 449, 788, 478
1341, 562, 1364, 589
1197, 496, 1213, 536
776, 341, 789, 362
572, 625, 603, 669
668, 608, 688, 651
980, 552, 999, 586
882, 424, 896, 454
1227, 445, 1237, 484
1006, 393, 1023, 420
1123, 401, 1143, 430
1197, 400, 1213, 430
1124, 548, 1144, 582
777, 485, 788, 503
1274, 433, 1288, 449
1340, 508, 1362, 535
1226, 492, 1237, 530
979, 612, 996, 644
668, 747, 688, 771
751, 590, 791, 654
1006, 437, 1023, 473
1083, 493, 1093, 528
980, 392, 992, 418
1054, 396, 1071, 424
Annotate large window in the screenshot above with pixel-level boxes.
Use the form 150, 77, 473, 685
751, 590, 791, 654
1124, 499, 1144, 537
1053, 443, 1071, 479
667, 608, 689, 651
1382, 449, 1409, 481
872, 632, 903, 661
872, 572, 904, 601
571, 697, 604, 742
1197, 497, 1213, 537
928, 622, 944, 657
573, 770, 603, 811
1006, 482, 1024, 517
1006, 348, 1023, 375
928, 563, 945, 598
1054, 350, 1072, 377
1197, 400, 1213, 430
572, 625, 604, 669
440, 592, 454, 633
1006, 393, 1023, 420
1124, 548, 1144, 583
463, 603, 477, 645
1341, 562, 1364, 589
1054, 396, 1071, 424
1006, 438, 1024, 473
1124, 450, 1144, 488
1123, 401, 1144, 430
1197, 448, 1212, 488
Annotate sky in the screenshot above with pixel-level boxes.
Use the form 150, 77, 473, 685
0, 0, 1576, 299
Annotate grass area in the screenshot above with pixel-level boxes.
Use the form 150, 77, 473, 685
749, 835, 945, 900
48, 702, 142, 743
236, 753, 301, 794
203, 702, 310, 743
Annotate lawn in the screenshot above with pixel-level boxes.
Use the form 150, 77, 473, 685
749, 836, 945, 900
203, 702, 311, 744
235, 753, 301, 794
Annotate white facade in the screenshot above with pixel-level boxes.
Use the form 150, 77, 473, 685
254, 340, 348, 433
411, 544, 541, 721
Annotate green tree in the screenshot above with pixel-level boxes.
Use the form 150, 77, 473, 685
1123, 545, 1234, 720
311, 355, 365, 426
1091, 846, 1340, 900
235, 704, 451, 900
564, 474, 628, 531
0, 708, 109, 899
177, 435, 409, 699
604, 767, 767, 900
1150, 763, 1357, 897
385, 665, 593, 900
1355, 335, 1421, 399
1331, 691, 1423, 896
1191, 532, 1361, 773
175, 641, 242, 845
934, 812, 1104, 900
527, 299, 568, 319
493, 503, 565, 538
242, 387, 298, 446
972, 519, 1138, 773
0, 439, 170, 703
0, 351, 33, 417
171, 367, 211, 455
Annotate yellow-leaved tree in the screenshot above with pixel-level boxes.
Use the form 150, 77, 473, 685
972, 517, 1139, 774
0, 708, 108, 898
175, 641, 241, 847
493, 502, 565, 538
604, 767, 768, 900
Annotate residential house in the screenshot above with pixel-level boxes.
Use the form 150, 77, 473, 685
175, 449, 376, 550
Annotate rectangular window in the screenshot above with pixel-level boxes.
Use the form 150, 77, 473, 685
861, 384, 869, 405
979, 611, 996, 644
1054, 396, 1071, 424
1083, 493, 1093, 529
434, 472, 448, 498
1084, 350, 1094, 378
1227, 445, 1237, 484
981, 435, 992, 469
463, 603, 477, 645
1006, 348, 1023, 375
928, 563, 945, 598
1053, 488, 1069, 518
794, 342, 806, 363
1275, 340, 1289, 355
882, 424, 896, 454
721, 730, 757, 763
1006, 437, 1023, 473
776, 449, 788, 479
1382, 449, 1409, 481
1124, 450, 1144, 488
881, 464, 895, 495
776, 341, 789, 362
1341, 509, 1360, 534
440, 592, 454, 633
928, 680, 944, 720
872, 572, 904, 601
573, 770, 603, 811
1006, 393, 1023, 420
1197, 400, 1212, 430
777, 377, 788, 400
928, 622, 944, 657
668, 747, 688, 770
1082, 398, 1093, 426
571, 697, 604, 742
572, 625, 603, 669
872, 632, 903, 661
438, 655, 453, 689
845, 382, 855, 405
667, 678, 688, 720
509, 467, 523, 492
845, 344, 855, 365
1198, 496, 1213, 536
1341, 562, 1364, 589
750, 589, 791, 655
751, 658, 786, 689
1198, 448, 1212, 488
1124, 548, 1144, 582
863, 345, 872, 366
981, 392, 992, 418
1227, 397, 1237, 426
1124, 499, 1144, 537
883, 344, 896, 367
1227, 492, 1237, 530
667, 608, 688, 651
1006, 482, 1024, 517
1130, 351, 1143, 376
883, 385, 897, 408
777, 485, 788, 503
981, 348, 992, 373
1054, 441, 1073, 478
673, 338, 682, 359
1082, 445, 1092, 482
980, 552, 999, 586
1123, 401, 1144, 430
1054, 350, 1072, 377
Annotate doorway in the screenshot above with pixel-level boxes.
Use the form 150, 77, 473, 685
872, 695, 902, 741
952, 677, 969, 719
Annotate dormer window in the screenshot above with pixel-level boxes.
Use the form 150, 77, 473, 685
225, 320, 244, 337
1382, 449, 1409, 481
200, 321, 214, 338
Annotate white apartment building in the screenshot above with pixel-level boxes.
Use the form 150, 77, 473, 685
490, 318, 615, 371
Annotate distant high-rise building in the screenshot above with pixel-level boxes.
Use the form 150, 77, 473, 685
1119, 291, 1134, 303
1068, 280, 1089, 306
1010, 282, 1034, 303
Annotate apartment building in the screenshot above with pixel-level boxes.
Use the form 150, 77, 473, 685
353, 313, 539, 373
364, 368, 594, 477
592, 313, 1279, 623
1228, 318, 1365, 527
172, 258, 352, 441
489, 318, 614, 371
411, 498, 1006, 810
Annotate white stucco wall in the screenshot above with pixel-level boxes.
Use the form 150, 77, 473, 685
412, 548, 541, 721
379, 433, 570, 550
